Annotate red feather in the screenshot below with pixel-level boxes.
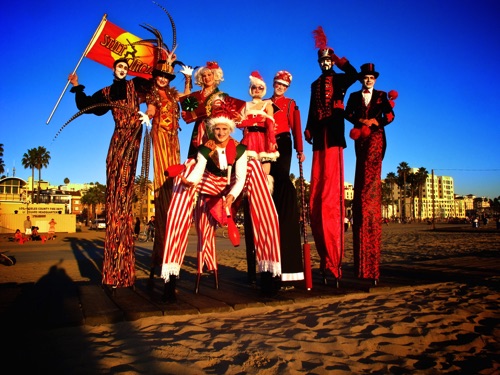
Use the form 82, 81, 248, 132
313, 26, 328, 49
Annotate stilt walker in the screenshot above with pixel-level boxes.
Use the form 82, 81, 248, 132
161, 98, 247, 300
304, 26, 358, 286
345, 63, 396, 286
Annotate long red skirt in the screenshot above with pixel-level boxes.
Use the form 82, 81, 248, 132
309, 146, 345, 279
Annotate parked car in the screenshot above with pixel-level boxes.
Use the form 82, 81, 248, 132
90, 218, 106, 230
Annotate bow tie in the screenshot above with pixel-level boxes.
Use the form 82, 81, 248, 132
363, 89, 370, 94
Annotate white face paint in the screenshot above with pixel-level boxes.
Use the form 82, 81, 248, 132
113, 62, 129, 80
319, 58, 333, 72
363, 75, 376, 90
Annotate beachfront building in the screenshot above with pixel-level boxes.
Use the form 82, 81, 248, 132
0, 176, 76, 233
132, 181, 155, 224
0, 177, 108, 233
388, 169, 458, 221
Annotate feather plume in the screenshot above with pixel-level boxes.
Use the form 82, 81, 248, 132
53, 103, 135, 142
153, 1, 177, 51
313, 26, 328, 49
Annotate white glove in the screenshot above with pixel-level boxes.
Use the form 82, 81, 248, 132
138, 111, 151, 127
180, 65, 194, 76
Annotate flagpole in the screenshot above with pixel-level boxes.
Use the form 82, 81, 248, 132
46, 14, 108, 125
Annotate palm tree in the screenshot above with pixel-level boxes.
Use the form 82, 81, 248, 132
293, 173, 310, 224
22, 148, 38, 203
381, 180, 393, 219
406, 170, 417, 221
414, 167, 429, 221
385, 172, 397, 219
81, 183, 106, 221
0, 143, 5, 176
397, 162, 410, 222
134, 175, 152, 221
32, 146, 51, 203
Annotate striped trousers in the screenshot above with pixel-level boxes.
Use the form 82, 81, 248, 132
245, 159, 281, 276
160, 158, 282, 283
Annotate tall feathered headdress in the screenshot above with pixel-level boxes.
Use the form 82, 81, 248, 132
313, 26, 334, 60
135, 2, 183, 79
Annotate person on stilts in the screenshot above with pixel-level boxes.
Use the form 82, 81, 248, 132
304, 26, 358, 286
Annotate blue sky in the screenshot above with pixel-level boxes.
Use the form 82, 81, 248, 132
1, 0, 499, 198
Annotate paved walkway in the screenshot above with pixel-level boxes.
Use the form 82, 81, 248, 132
0, 226, 498, 329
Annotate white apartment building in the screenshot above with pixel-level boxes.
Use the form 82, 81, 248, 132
390, 169, 458, 220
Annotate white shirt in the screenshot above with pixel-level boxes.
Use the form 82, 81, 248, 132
187, 148, 248, 199
362, 88, 372, 106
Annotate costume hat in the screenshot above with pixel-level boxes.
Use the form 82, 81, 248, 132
249, 71, 267, 97
313, 26, 335, 61
138, 4, 180, 81
274, 70, 292, 87
207, 96, 241, 131
359, 63, 379, 79
153, 58, 176, 80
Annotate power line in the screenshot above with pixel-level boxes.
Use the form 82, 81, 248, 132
431, 169, 500, 172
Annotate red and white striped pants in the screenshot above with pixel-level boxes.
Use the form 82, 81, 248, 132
244, 159, 281, 276
161, 158, 282, 282
161, 159, 235, 281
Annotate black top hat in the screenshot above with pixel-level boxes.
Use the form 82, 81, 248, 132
359, 63, 379, 79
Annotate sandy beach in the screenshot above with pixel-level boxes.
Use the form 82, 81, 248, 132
2, 223, 499, 374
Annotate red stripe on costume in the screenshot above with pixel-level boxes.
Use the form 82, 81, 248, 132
161, 161, 197, 281
245, 159, 281, 276
161, 161, 235, 281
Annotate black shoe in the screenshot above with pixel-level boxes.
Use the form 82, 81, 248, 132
260, 272, 279, 297
163, 275, 177, 302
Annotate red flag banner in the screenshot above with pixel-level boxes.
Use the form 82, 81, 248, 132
85, 18, 155, 78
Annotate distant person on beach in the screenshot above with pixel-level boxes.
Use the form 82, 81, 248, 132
31, 227, 42, 241
24, 216, 32, 236
134, 217, 141, 239
147, 216, 155, 242
47, 218, 57, 240
473, 217, 479, 228
14, 229, 25, 243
